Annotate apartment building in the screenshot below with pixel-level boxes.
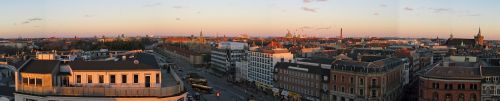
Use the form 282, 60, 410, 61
330, 57, 406, 101
419, 56, 481, 101
248, 41, 293, 91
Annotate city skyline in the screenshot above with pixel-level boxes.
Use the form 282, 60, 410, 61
1, 0, 499, 39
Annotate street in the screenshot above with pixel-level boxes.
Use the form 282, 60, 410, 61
149, 51, 279, 101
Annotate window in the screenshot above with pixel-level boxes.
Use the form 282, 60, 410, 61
359, 89, 364, 96
350, 88, 354, 94
432, 83, 440, 89
458, 84, 465, 90
371, 79, 377, 86
122, 75, 127, 83
134, 74, 139, 83
470, 84, 478, 90
87, 75, 92, 83
432, 92, 439, 101
458, 93, 464, 101
76, 75, 81, 83
350, 77, 354, 84
445, 84, 453, 90
445, 94, 452, 101
341, 76, 345, 82
156, 73, 160, 83
29, 78, 35, 85
110, 75, 116, 84
371, 90, 377, 97
98, 75, 104, 83
359, 78, 364, 85
470, 94, 477, 101
35, 78, 42, 86
22, 78, 28, 85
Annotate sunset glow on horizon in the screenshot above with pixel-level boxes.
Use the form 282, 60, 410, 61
1, 0, 499, 39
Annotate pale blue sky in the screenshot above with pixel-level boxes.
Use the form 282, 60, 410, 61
0, 0, 499, 39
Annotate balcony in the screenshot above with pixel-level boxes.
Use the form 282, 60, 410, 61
17, 84, 184, 97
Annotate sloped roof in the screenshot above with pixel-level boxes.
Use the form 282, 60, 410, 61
21, 60, 59, 74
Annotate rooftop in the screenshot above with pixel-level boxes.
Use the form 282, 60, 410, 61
21, 60, 60, 74
482, 67, 500, 76
424, 66, 481, 80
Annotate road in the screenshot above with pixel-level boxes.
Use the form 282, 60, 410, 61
149, 51, 279, 101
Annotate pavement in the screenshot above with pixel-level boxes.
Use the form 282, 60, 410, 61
150, 51, 279, 101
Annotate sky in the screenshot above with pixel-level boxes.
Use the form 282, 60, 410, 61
0, 0, 499, 39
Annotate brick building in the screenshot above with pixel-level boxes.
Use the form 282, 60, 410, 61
330, 57, 406, 101
419, 57, 482, 101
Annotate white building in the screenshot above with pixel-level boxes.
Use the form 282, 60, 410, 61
210, 42, 247, 78
235, 60, 248, 82
248, 41, 293, 90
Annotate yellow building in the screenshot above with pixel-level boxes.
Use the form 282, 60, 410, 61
15, 53, 187, 101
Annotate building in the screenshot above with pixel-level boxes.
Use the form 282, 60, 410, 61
210, 42, 247, 79
330, 57, 406, 101
275, 59, 331, 101
235, 60, 249, 82
248, 41, 293, 91
419, 56, 481, 101
481, 58, 500, 101
445, 28, 485, 48
14, 53, 187, 101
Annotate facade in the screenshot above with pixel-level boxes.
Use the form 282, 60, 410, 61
275, 60, 331, 101
14, 53, 187, 101
481, 67, 500, 101
330, 57, 406, 101
248, 42, 293, 91
235, 60, 249, 82
210, 42, 247, 78
419, 57, 482, 101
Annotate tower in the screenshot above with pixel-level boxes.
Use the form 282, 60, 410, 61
474, 27, 484, 46
340, 28, 343, 39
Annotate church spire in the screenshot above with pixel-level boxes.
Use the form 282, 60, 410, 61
478, 27, 481, 35
199, 28, 203, 37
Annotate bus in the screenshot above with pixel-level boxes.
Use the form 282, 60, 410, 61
192, 84, 212, 93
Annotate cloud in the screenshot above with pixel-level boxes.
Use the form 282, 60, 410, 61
380, 4, 387, 7
373, 12, 379, 15
21, 17, 43, 24
316, 26, 331, 30
172, 6, 183, 9
404, 7, 414, 11
28, 18, 42, 21
430, 8, 451, 13
143, 2, 162, 7
83, 14, 93, 18
303, 0, 327, 3
176, 18, 181, 21
299, 26, 313, 30
464, 13, 480, 16
302, 7, 316, 12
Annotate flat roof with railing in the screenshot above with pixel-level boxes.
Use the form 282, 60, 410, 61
17, 84, 183, 97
